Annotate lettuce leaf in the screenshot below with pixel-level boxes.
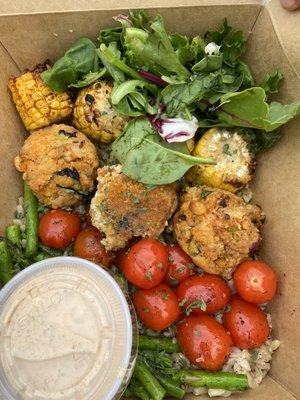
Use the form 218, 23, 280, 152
123, 15, 190, 80
259, 70, 283, 95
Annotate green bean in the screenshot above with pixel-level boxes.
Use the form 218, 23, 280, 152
24, 183, 39, 257
177, 369, 249, 391
135, 361, 166, 400
139, 335, 180, 353
38, 243, 63, 257
129, 377, 151, 400
157, 376, 185, 399
0, 239, 18, 284
6, 224, 21, 246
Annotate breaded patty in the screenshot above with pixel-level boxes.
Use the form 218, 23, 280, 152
90, 165, 178, 250
15, 124, 99, 208
173, 186, 264, 276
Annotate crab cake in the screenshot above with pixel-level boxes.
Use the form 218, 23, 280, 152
15, 124, 99, 208
73, 81, 128, 143
173, 186, 264, 277
90, 165, 178, 250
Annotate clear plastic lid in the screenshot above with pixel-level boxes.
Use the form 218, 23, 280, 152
0, 257, 136, 400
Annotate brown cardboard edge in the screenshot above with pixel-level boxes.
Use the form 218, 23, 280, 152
0, 0, 262, 16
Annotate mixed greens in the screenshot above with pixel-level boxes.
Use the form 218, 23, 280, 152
42, 11, 300, 185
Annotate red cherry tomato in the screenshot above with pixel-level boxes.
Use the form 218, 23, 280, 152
163, 245, 194, 286
124, 239, 167, 289
39, 209, 81, 249
223, 295, 270, 349
133, 283, 180, 331
176, 315, 232, 371
177, 274, 230, 315
233, 260, 277, 304
74, 227, 109, 267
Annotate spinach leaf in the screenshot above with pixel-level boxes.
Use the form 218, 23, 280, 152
112, 118, 215, 185
259, 70, 283, 95
123, 15, 190, 80
41, 38, 99, 91
111, 80, 159, 116
240, 128, 282, 154
216, 87, 300, 131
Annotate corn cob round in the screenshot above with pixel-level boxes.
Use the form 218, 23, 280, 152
8, 64, 73, 131
187, 128, 254, 192
72, 81, 129, 143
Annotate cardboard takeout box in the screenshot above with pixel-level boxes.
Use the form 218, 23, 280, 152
0, 0, 299, 399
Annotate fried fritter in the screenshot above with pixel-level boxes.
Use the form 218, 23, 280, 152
15, 124, 99, 208
173, 186, 264, 277
90, 165, 178, 250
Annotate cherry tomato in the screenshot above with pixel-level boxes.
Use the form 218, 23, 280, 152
133, 283, 180, 331
177, 274, 230, 315
233, 260, 277, 304
176, 315, 232, 371
74, 227, 109, 267
124, 239, 167, 289
223, 295, 270, 349
163, 245, 194, 286
39, 209, 81, 249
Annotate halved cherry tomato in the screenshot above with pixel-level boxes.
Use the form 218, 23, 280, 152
133, 283, 180, 331
74, 227, 109, 267
233, 260, 277, 304
39, 209, 81, 249
176, 315, 232, 371
124, 239, 167, 289
223, 295, 270, 349
177, 274, 230, 315
163, 245, 194, 286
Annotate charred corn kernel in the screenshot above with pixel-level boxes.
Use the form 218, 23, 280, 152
73, 81, 128, 143
8, 67, 73, 131
186, 128, 254, 192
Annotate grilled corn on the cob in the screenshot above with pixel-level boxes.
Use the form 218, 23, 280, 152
187, 128, 255, 192
8, 63, 73, 131
73, 81, 128, 143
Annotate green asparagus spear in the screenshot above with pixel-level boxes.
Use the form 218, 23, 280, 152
177, 369, 249, 391
129, 377, 151, 400
157, 375, 185, 399
6, 224, 21, 246
139, 335, 180, 353
135, 361, 166, 400
38, 243, 63, 257
0, 239, 18, 284
24, 183, 39, 258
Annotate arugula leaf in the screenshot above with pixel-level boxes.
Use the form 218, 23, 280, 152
111, 80, 159, 116
259, 70, 283, 95
129, 10, 150, 30
240, 128, 282, 154
123, 15, 190, 80
41, 38, 99, 91
216, 87, 300, 131
112, 118, 215, 185
69, 69, 107, 88
98, 27, 123, 45
170, 34, 199, 65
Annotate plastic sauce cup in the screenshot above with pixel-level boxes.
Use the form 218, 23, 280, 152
0, 257, 136, 400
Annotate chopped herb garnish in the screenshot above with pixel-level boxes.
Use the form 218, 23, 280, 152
201, 190, 212, 199
145, 270, 153, 280
185, 299, 207, 315
168, 255, 174, 263
222, 143, 233, 156
137, 207, 148, 213
227, 227, 239, 234
142, 307, 150, 313
193, 329, 201, 337
224, 304, 231, 312
97, 203, 108, 213
157, 262, 165, 271
161, 291, 169, 300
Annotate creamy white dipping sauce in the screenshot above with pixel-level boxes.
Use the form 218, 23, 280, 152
0, 259, 133, 400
